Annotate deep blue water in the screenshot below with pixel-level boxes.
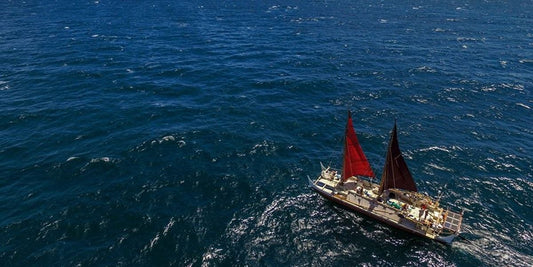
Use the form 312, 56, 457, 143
1, 0, 532, 266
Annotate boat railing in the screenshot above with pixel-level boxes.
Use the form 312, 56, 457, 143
320, 165, 376, 181
438, 206, 461, 218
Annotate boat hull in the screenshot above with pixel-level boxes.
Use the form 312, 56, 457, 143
308, 176, 458, 244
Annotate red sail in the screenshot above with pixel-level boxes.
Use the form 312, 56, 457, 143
378, 122, 418, 194
342, 112, 375, 181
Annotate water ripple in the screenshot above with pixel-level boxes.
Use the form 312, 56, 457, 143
0, 0, 531, 265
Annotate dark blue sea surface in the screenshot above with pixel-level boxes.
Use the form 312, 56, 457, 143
1, 0, 532, 266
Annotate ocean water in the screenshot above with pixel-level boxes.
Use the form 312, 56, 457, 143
1, 0, 532, 266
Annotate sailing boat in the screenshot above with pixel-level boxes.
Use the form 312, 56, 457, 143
309, 111, 463, 244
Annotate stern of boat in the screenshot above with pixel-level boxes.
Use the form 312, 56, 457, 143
435, 209, 463, 244
436, 233, 458, 244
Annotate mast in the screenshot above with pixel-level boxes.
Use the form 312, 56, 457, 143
378, 121, 417, 194
342, 111, 375, 182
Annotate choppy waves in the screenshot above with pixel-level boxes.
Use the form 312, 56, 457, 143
1, 0, 532, 266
